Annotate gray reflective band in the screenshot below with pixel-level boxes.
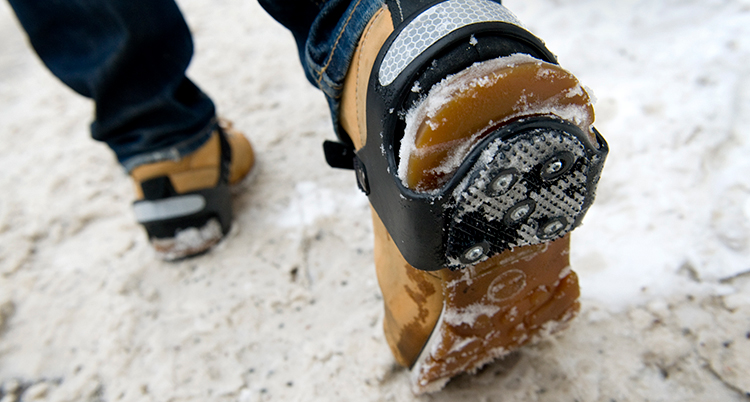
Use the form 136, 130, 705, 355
133, 194, 206, 223
379, 0, 522, 86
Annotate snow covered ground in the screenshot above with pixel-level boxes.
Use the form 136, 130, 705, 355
1, 0, 749, 400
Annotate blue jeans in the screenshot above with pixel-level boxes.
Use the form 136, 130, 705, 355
8, 0, 384, 170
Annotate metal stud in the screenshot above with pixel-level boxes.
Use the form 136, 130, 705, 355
353, 156, 370, 195
511, 205, 530, 221
465, 245, 485, 262
538, 217, 568, 239
460, 241, 490, 265
489, 168, 518, 195
541, 152, 576, 181
504, 199, 536, 225
546, 160, 564, 175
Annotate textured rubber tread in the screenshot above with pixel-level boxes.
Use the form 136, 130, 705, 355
443, 121, 605, 269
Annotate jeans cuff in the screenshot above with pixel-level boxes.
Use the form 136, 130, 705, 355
120, 117, 218, 173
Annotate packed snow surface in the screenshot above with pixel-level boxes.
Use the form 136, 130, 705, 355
1, 0, 749, 401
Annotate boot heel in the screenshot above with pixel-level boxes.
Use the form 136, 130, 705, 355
134, 184, 232, 260
411, 236, 580, 393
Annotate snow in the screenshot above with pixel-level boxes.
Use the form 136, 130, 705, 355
443, 303, 501, 326
1, 0, 750, 401
152, 218, 224, 261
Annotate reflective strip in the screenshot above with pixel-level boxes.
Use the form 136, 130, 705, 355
133, 194, 206, 223
379, 0, 522, 86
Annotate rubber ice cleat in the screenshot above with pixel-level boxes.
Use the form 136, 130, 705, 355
336, 0, 608, 272
130, 120, 254, 261
335, 0, 608, 394
401, 54, 607, 270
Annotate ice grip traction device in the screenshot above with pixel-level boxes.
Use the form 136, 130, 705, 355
132, 128, 233, 243
330, 0, 608, 271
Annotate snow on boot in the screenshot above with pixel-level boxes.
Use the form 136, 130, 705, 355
334, 0, 608, 393
130, 120, 254, 261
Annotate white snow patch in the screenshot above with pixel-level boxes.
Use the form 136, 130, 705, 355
153, 218, 223, 261
275, 181, 367, 227
442, 302, 502, 326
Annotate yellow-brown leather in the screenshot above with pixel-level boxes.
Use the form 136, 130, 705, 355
340, 6, 393, 149
414, 236, 580, 388
130, 125, 254, 199
371, 209, 444, 367
225, 124, 255, 184
341, 6, 445, 368
405, 61, 595, 190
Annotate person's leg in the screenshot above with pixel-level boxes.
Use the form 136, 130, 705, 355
257, 0, 385, 143
260, 0, 608, 393
8, 0, 216, 169
8, 0, 255, 259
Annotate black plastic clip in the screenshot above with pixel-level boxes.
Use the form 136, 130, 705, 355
323, 140, 356, 170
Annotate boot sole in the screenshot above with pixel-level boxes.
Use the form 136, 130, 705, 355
410, 237, 579, 393
402, 56, 598, 393
443, 117, 605, 269
134, 184, 232, 261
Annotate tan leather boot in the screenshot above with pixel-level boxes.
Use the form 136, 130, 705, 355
338, 0, 607, 393
130, 120, 254, 260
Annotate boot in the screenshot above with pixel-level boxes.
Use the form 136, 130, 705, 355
130, 120, 254, 260
335, 0, 608, 393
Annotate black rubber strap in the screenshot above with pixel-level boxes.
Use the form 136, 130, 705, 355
323, 140, 356, 170
135, 125, 234, 239
385, 0, 434, 24
354, 10, 575, 270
